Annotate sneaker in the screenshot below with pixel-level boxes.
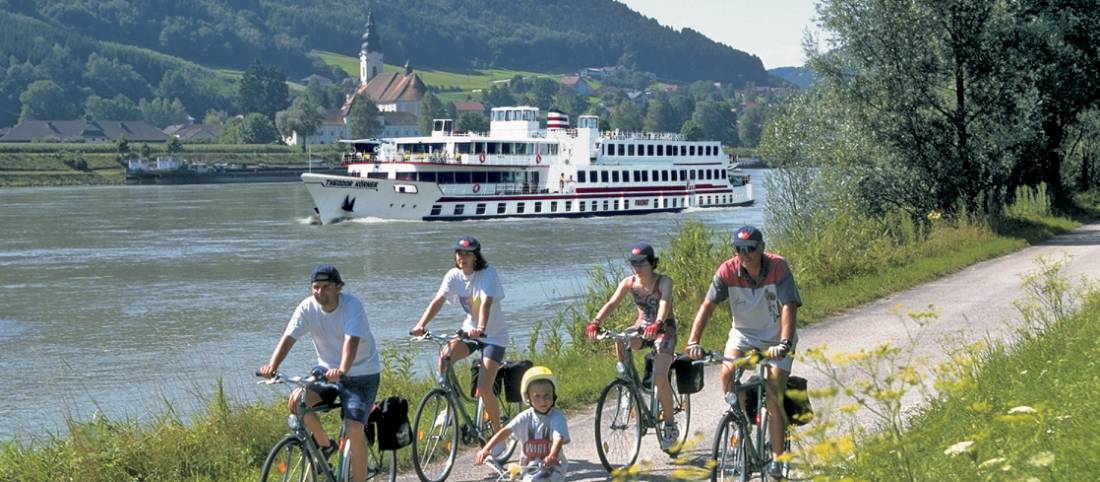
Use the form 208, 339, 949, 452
767, 460, 786, 479
659, 423, 680, 451
433, 409, 449, 428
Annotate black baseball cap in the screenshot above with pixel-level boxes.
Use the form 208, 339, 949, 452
732, 225, 764, 248
629, 243, 655, 262
309, 264, 343, 285
453, 235, 481, 252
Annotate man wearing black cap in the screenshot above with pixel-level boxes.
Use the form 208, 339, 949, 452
259, 264, 381, 482
684, 226, 801, 478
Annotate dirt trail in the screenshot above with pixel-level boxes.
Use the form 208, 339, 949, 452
398, 222, 1100, 481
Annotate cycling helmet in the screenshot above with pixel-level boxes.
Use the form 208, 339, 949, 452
520, 366, 557, 404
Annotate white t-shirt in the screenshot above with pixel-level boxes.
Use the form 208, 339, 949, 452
283, 293, 380, 377
506, 407, 570, 470
435, 265, 509, 347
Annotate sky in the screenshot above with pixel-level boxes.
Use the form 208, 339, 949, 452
615, 0, 820, 69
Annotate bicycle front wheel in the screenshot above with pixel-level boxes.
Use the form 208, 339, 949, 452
711, 411, 749, 482
412, 389, 458, 482
594, 379, 643, 472
260, 435, 316, 482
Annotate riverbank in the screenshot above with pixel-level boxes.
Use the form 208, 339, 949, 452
0, 193, 1094, 481
0, 143, 343, 187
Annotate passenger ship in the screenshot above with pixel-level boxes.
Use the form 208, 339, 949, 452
301, 106, 753, 224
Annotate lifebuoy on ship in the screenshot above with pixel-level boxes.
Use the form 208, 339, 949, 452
535, 153, 542, 163
472, 182, 481, 193
479, 152, 486, 163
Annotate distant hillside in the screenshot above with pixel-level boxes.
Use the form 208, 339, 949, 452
769, 66, 817, 89
0, 0, 772, 85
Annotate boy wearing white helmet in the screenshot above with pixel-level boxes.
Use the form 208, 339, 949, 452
474, 366, 570, 481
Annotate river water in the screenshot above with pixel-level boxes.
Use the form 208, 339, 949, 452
0, 170, 769, 440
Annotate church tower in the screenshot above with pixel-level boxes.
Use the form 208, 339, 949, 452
359, 9, 383, 84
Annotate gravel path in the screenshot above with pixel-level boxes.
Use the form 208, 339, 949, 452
395, 222, 1100, 481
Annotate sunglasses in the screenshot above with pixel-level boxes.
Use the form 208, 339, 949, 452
735, 244, 758, 255
629, 259, 649, 266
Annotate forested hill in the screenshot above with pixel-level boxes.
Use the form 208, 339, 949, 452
0, 0, 769, 85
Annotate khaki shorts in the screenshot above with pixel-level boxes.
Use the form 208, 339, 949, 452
725, 335, 795, 373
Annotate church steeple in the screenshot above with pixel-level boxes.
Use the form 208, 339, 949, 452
359, 6, 383, 84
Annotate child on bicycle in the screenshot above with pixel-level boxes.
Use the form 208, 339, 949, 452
258, 264, 381, 482
586, 242, 681, 450
475, 366, 570, 482
411, 235, 510, 448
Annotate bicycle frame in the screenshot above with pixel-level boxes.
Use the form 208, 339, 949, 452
704, 350, 788, 481
419, 332, 496, 443
605, 331, 667, 431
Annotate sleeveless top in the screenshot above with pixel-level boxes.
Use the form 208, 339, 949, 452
630, 274, 674, 327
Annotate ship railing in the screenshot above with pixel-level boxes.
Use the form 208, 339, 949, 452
438, 183, 549, 196
602, 131, 685, 141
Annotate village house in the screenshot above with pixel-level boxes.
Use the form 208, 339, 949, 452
0, 120, 167, 143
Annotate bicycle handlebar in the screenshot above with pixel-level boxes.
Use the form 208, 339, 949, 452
409, 328, 482, 343
594, 327, 641, 342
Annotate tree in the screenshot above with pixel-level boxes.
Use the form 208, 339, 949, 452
692, 101, 736, 145
737, 105, 768, 148
238, 61, 290, 120
643, 98, 674, 133
221, 113, 280, 144
347, 98, 382, 139
611, 100, 643, 132
166, 136, 184, 153
481, 85, 515, 110
812, 0, 1036, 213
418, 93, 446, 135
680, 119, 705, 141
19, 80, 79, 121
456, 111, 488, 133
275, 96, 325, 141
82, 54, 151, 101
203, 109, 228, 126
140, 97, 189, 128
554, 86, 588, 118
85, 95, 142, 121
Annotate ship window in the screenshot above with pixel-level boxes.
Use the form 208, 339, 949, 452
670, 170, 678, 181
633, 170, 641, 181
601, 171, 609, 183
618, 144, 626, 156
661, 170, 669, 181
430, 205, 442, 216
647, 145, 654, 156
603, 200, 609, 211
550, 144, 558, 155
612, 171, 620, 183
476, 203, 486, 215
613, 199, 619, 210
690, 170, 697, 180
455, 172, 471, 183
652, 170, 659, 181
721, 170, 727, 179
515, 143, 526, 155
623, 171, 631, 182
457, 143, 471, 154
628, 144, 635, 156
488, 143, 499, 154
419, 172, 436, 182
438, 172, 454, 183
663, 198, 669, 208
579, 201, 585, 212
578, 171, 586, 183
453, 204, 465, 215
565, 200, 572, 211
670, 145, 678, 156
641, 171, 649, 182
516, 202, 525, 214
534, 201, 542, 213
551, 201, 558, 212
367, 172, 387, 179
591, 200, 597, 211
396, 172, 415, 181
473, 171, 487, 183
689, 145, 695, 156
497, 203, 507, 214
657, 145, 664, 156
501, 143, 512, 154
486, 171, 501, 183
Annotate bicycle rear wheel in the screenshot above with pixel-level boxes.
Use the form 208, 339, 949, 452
260, 435, 316, 482
657, 369, 691, 456
412, 389, 458, 482
594, 379, 643, 472
478, 396, 520, 463
711, 411, 749, 482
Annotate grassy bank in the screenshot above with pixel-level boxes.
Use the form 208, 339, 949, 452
0, 188, 1093, 480
801, 269, 1100, 480
0, 144, 344, 187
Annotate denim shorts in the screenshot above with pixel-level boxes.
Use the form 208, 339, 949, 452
460, 339, 506, 363
309, 373, 381, 424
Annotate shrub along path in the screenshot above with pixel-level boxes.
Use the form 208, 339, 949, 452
427, 222, 1100, 482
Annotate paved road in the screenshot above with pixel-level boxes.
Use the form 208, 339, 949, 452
396, 222, 1100, 481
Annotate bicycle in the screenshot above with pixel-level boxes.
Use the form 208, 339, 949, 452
697, 349, 791, 482
256, 369, 397, 482
483, 459, 560, 482
409, 330, 522, 482
593, 327, 691, 471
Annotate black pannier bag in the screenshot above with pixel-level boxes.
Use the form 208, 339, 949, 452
469, 362, 504, 398
742, 375, 814, 427
500, 360, 534, 403
367, 396, 413, 450
672, 355, 705, 394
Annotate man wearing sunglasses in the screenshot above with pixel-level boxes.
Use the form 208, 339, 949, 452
684, 225, 801, 478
